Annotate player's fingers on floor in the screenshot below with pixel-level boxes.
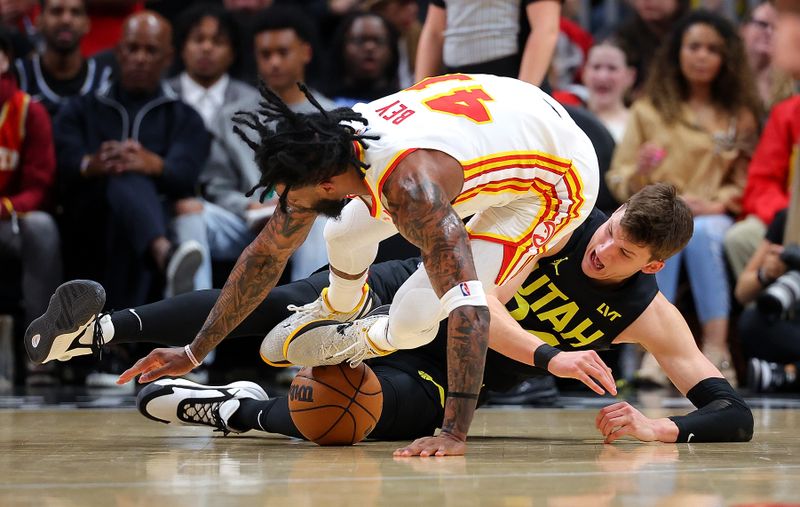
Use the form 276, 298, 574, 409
394, 438, 428, 457
601, 413, 628, 437
596, 402, 626, 427
434, 446, 449, 457
419, 440, 448, 457
596, 410, 614, 432
597, 401, 627, 424
596, 403, 620, 427
604, 425, 632, 444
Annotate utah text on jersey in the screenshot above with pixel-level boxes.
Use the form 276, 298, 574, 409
507, 272, 622, 349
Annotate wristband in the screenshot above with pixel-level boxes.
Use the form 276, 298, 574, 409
184, 345, 201, 367
533, 343, 561, 370
446, 391, 480, 400
440, 280, 488, 314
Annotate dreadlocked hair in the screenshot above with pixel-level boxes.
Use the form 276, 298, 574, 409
232, 82, 378, 210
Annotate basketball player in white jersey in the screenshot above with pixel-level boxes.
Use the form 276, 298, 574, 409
102, 74, 600, 456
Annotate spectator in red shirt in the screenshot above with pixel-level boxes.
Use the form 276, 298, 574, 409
725, 0, 800, 279
80, 1, 143, 57
724, 94, 800, 278
0, 30, 62, 329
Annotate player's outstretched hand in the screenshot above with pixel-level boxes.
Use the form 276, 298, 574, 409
116, 347, 195, 384
548, 350, 617, 396
393, 433, 466, 457
596, 402, 678, 443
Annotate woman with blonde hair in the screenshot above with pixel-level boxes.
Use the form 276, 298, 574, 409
607, 10, 761, 385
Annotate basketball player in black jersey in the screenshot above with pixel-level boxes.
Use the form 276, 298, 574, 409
25, 184, 752, 446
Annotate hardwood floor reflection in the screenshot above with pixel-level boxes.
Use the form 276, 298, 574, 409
2, 407, 800, 506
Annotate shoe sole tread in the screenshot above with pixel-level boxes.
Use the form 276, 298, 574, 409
24, 280, 105, 364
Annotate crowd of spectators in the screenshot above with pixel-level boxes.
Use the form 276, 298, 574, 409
0, 0, 797, 395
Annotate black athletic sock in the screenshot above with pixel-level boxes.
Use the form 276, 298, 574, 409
107, 273, 329, 347
230, 397, 304, 439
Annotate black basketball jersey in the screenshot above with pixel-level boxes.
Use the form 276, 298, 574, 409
380, 208, 660, 394
479, 208, 659, 391
505, 207, 658, 352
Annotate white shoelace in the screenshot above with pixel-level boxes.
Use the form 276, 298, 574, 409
286, 298, 325, 316
326, 323, 379, 368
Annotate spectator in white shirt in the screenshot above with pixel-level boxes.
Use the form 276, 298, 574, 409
163, 3, 259, 292
168, 2, 257, 131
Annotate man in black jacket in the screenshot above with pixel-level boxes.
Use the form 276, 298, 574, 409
54, 11, 209, 309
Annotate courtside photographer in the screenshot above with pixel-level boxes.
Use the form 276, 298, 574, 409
736, 199, 800, 392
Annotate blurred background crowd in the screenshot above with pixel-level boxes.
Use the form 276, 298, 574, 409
0, 0, 798, 401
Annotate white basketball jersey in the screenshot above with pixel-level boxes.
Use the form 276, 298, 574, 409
348, 74, 598, 221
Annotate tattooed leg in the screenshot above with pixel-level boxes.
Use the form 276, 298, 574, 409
382, 150, 492, 450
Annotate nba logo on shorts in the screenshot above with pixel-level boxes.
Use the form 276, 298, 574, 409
460, 282, 471, 296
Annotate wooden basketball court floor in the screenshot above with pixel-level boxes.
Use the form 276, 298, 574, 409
2, 392, 800, 506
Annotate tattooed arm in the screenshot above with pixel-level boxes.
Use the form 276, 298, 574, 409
383, 150, 491, 456
117, 206, 317, 384
189, 206, 316, 359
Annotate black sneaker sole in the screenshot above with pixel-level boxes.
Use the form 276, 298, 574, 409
24, 280, 105, 364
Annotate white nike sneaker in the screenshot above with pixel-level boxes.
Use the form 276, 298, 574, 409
259, 284, 381, 366
137, 379, 268, 435
24, 280, 108, 364
283, 305, 393, 367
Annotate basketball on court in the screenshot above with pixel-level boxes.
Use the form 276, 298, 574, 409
288, 363, 383, 446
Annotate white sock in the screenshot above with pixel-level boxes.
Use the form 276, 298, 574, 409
326, 271, 368, 312
366, 316, 395, 352
99, 313, 115, 343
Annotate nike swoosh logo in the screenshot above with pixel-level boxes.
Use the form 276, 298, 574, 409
688, 433, 695, 442
65, 327, 93, 352
257, 409, 265, 431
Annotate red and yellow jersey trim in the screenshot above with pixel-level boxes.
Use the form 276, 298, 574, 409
462, 151, 587, 285
461, 150, 573, 181
0, 91, 29, 140
365, 148, 418, 218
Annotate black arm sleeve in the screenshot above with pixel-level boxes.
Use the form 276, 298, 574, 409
668, 377, 753, 443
